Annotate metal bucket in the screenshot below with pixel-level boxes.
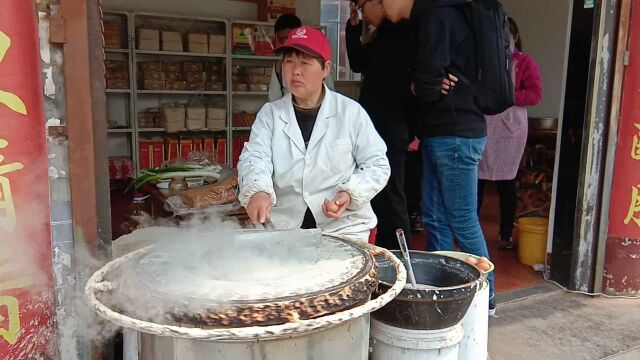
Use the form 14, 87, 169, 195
91, 227, 407, 360
134, 315, 369, 360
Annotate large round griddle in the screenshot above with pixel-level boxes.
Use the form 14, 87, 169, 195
99, 229, 379, 328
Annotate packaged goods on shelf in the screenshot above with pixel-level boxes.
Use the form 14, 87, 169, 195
104, 22, 122, 49
231, 23, 274, 56
185, 71, 205, 83
205, 82, 224, 91
186, 107, 206, 130
137, 28, 160, 51
217, 138, 227, 165
248, 74, 271, 84
165, 72, 184, 81
151, 139, 165, 168
143, 70, 165, 81
232, 136, 250, 168
107, 79, 130, 89
166, 139, 179, 160
232, 83, 249, 92
179, 138, 193, 160
187, 33, 209, 53
186, 82, 206, 91
248, 84, 268, 92
161, 106, 186, 133
143, 80, 165, 90
166, 80, 187, 91
105, 60, 129, 88
206, 107, 226, 130
163, 62, 182, 72
208, 34, 225, 54
138, 109, 161, 128
141, 62, 163, 72
183, 62, 204, 73
139, 139, 153, 169
161, 31, 183, 52
232, 112, 257, 127
245, 67, 267, 75
204, 138, 215, 163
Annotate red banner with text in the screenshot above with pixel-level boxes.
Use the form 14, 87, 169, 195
0, 2, 57, 359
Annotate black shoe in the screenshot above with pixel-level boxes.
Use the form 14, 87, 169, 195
498, 231, 515, 250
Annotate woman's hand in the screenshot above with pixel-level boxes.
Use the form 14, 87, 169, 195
322, 192, 352, 219
245, 192, 272, 224
465, 256, 493, 273
441, 74, 458, 95
349, 2, 360, 26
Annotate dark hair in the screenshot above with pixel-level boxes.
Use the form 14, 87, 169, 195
508, 17, 522, 51
274, 14, 302, 33
282, 48, 327, 70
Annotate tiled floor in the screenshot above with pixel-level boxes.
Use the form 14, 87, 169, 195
410, 182, 544, 294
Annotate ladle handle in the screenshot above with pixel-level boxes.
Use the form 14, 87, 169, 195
396, 229, 418, 288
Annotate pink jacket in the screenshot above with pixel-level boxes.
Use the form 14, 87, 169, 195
513, 51, 542, 107
479, 51, 542, 181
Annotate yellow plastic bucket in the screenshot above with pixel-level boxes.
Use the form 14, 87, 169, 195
517, 217, 549, 266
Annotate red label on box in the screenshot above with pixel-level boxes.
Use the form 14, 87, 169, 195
180, 139, 193, 161
139, 140, 152, 170
217, 138, 227, 165
152, 140, 164, 168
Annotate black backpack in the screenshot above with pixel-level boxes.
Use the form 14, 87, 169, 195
464, 0, 514, 115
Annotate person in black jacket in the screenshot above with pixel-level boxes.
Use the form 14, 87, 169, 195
382, 0, 496, 315
345, 0, 415, 250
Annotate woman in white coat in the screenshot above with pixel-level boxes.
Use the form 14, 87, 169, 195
238, 26, 390, 242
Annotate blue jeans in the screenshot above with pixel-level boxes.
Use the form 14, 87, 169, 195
421, 136, 494, 299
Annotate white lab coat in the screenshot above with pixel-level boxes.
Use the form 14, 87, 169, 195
268, 62, 336, 102
238, 85, 390, 241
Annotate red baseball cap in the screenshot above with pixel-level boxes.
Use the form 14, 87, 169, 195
275, 26, 332, 62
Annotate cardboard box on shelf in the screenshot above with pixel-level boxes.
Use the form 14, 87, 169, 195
187, 33, 209, 53
161, 31, 182, 43
186, 107, 206, 130
161, 106, 186, 133
137, 28, 160, 51
208, 35, 226, 54
206, 118, 226, 131
143, 80, 165, 90
162, 41, 183, 52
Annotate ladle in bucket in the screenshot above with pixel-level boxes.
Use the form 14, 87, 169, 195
395, 229, 417, 289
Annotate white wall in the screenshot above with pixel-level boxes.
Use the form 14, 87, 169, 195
103, 0, 321, 26
501, 0, 572, 119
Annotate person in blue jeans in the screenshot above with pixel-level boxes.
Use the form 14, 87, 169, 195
381, 0, 496, 315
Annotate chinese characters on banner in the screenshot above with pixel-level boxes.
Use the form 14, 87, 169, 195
1, 2, 56, 359
609, 102, 640, 238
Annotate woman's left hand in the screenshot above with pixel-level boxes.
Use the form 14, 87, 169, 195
322, 192, 352, 219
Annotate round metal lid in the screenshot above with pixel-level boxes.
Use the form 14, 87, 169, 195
100, 229, 379, 328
